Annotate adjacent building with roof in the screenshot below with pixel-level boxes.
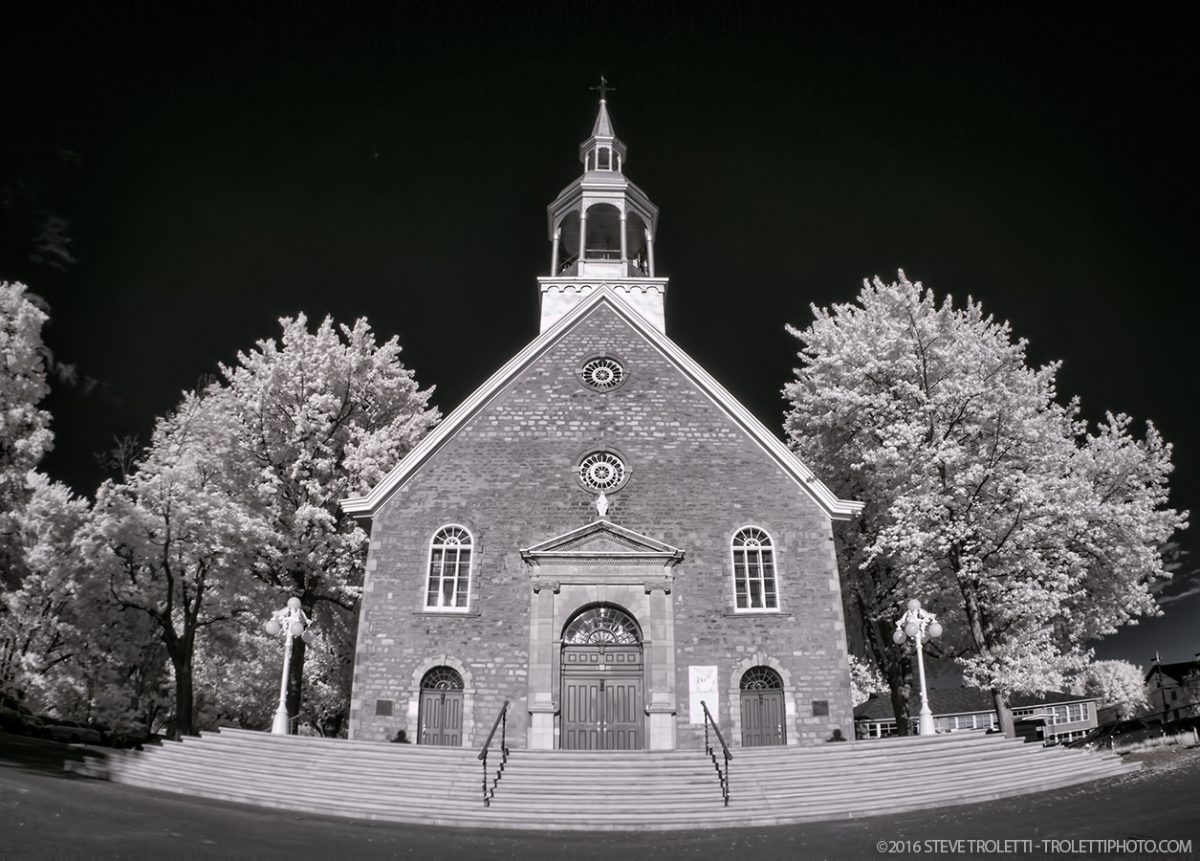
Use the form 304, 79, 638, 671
339, 94, 864, 751
854, 690, 1100, 743
1146, 656, 1200, 722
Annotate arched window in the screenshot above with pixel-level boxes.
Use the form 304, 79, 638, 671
740, 666, 783, 690
732, 527, 778, 610
425, 525, 472, 610
562, 605, 641, 645
421, 666, 464, 690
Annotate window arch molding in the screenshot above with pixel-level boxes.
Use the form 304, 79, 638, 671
424, 524, 474, 611
730, 525, 781, 612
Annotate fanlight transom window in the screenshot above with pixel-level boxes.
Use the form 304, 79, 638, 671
421, 666, 464, 691
581, 357, 625, 391
732, 527, 778, 610
563, 606, 641, 645
578, 452, 626, 492
740, 666, 784, 690
425, 525, 472, 610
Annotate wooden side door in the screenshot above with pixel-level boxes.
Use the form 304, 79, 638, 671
561, 675, 601, 749
601, 675, 643, 750
419, 689, 464, 746
740, 689, 786, 747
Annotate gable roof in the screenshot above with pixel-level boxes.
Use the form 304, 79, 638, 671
1147, 660, 1200, 686
340, 287, 864, 521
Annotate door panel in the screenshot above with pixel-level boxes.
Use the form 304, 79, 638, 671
740, 689, 786, 747
561, 645, 643, 750
419, 689, 464, 746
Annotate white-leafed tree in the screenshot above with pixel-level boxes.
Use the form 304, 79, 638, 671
0, 282, 54, 589
213, 314, 438, 730
784, 272, 1185, 735
79, 391, 275, 736
1072, 660, 1149, 720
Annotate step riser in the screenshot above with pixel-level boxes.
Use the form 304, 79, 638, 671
105, 731, 1137, 832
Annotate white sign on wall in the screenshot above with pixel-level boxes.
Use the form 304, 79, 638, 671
688, 665, 719, 724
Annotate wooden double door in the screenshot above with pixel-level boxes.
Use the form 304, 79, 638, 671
740, 689, 787, 747
561, 645, 644, 750
418, 688, 463, 746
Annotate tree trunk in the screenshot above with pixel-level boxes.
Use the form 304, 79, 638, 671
172, 656, 195, 738
991, 688, 1015, 738
888, 677, 914, 735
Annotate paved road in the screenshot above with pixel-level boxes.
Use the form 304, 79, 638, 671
1, 734, 1197, 860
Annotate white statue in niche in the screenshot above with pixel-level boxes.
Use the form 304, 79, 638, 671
596, 491, 609, 518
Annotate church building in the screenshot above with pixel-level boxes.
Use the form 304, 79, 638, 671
341, 93, 863, 750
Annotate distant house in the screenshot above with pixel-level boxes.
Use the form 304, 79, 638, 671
1145, 657, 1200, 722
854, 689, 1099, 743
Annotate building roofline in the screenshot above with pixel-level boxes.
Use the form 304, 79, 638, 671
340, 287, 864, 521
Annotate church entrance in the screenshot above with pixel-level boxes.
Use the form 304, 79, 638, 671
560, 605, 644, 750
739, 666, 786, 747
418, 666, 464, 746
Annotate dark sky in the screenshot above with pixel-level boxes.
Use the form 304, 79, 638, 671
5, 3, 1198, 666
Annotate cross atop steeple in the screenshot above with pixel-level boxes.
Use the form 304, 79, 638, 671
590, 75, 616, 101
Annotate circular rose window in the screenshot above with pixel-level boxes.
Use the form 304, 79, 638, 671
581, 357, 625, 391
578, 451, 626, 492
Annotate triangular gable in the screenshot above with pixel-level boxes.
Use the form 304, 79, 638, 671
340, 287, 864, 521
520, 519, 684, 563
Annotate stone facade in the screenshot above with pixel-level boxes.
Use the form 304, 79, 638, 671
348, 300, 855, 748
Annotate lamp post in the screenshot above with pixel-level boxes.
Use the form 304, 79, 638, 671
893, 598, 943, 736
265, 597, 314, 735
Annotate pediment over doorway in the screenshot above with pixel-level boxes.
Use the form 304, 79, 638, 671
519, 520, 684, 568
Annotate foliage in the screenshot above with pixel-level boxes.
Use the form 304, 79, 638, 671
0, 474, 86, 699
849, 654, 888, 707
1072, 660, 1149, 720
784, 272, 1186, 734
0, 282, 54, 588
78, 391, 276, 736
213, 313, 438, 725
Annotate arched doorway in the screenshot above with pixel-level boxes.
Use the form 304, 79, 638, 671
560, 604, 643, 750
418, 666, 464, 746
739, 666, 786, 746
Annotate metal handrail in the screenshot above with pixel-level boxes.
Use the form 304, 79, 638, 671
700, 699, 732, 806
477, 698, 510, 807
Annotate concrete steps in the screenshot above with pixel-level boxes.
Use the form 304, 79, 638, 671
98, 728, 1139, 831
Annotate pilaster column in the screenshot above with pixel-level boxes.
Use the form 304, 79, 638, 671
644, 578, 677, 749
579, 209, 588, 263
645, 228, 656, 277
619, 212, 628, 263
551, 228, 561, 275
527, 579, 559, 749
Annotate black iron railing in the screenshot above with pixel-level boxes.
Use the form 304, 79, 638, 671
477, 699, 510, 807
700, 699, 732, 806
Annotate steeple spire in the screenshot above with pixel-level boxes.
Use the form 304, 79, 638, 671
537, 84, 668, 334
590, 76, 616, 137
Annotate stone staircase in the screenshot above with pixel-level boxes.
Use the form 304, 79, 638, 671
94, 729, 1139, 831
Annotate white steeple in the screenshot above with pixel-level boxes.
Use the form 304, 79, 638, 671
538, 80, 668, 333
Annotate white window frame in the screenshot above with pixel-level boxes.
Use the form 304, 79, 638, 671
424, 525, 473, 612
731, 526, 781, 612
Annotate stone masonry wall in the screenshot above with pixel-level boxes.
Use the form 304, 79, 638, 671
349, 301, 853, 747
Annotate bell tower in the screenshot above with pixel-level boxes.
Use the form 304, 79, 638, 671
538, 81, 669, 333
